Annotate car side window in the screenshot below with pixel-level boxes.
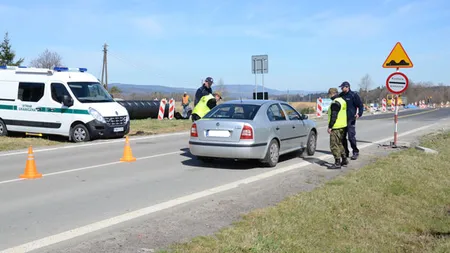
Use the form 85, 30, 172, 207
267, 104, 286, 121
51, 83, 71, 104
281, 103, 301, 120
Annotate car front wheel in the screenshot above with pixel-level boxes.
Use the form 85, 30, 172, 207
306, 130, 317, 156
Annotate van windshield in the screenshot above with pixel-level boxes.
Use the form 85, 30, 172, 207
67, 82, 114, 103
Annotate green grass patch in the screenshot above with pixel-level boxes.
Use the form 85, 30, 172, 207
129, 118, 192, 136
162, 131, 450, 253
0, 118, 192, 152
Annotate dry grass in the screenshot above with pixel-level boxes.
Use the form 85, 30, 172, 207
0, 136, 61, 152
162, 131, 450, 253
0, 118, 193, 152
289, 101, 316, 109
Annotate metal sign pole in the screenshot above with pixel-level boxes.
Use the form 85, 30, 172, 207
261, 59, 265, 100
393, 67, 400, 147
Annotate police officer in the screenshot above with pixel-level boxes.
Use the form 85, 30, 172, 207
194, 77, 214, 107
339, 81, 364, 160
327, 88, 349, 169
191, 92, 222, 122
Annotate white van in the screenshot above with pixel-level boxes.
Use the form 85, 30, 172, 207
0, 66, 130, 142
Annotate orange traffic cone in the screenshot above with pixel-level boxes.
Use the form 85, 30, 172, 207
120, 136, 136, 162
20, 146, 42, 179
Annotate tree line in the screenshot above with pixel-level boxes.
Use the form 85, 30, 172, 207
272, 74, 450, 105
0, 32, 63, 68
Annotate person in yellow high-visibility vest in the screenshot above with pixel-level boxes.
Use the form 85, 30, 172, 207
191, 92, 222, 122
327, 88, 348, 169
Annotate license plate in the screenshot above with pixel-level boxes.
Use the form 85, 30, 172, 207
207, 130, 230, 137
114, 127, 124, 132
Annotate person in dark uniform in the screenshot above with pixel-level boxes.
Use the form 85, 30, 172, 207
327, 88, 349, 169
194, 77, 213, 107
339, 81, 364, 160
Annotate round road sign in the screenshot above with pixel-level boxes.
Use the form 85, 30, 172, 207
386, 72, 409, 94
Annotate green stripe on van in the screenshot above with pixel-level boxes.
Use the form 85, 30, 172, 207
0, 105, 17, 110
38, 107, 89, 115
0, 104, 89, 115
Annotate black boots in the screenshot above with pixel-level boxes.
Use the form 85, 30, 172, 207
331, 159, 341, 169
341, 156, 349, 166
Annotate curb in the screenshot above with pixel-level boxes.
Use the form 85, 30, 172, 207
415, 146, 439, 154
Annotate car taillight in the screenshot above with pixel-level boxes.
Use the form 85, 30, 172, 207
240, 124, 253, 140
190, 123, 198, 137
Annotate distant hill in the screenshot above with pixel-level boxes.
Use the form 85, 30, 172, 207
110, 83, 324, 99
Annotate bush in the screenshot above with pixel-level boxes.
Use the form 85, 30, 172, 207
300, 107, 315, 115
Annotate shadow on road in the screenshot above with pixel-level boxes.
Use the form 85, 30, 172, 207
179, 148, 306, 170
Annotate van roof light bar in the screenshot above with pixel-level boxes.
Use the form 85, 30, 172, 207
53, 67, 88, 72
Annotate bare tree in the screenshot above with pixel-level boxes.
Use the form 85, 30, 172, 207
30, 49, 63, 69
215, 78, 229, 100
359, 74, 373, 104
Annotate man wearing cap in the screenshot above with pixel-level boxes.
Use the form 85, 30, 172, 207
339, 81, 364, 160
194, 77, 214, 107
327, 88, 349, 169
191, 91, 222, 122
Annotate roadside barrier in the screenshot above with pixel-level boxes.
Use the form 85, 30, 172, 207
20, 146, 42, 179
382, 98, 387, 112
120, 136, 136, 162
390, 98, 395, 111
168, 98, 175, 120
316, 97, 323, 117
158, 99, 167, 120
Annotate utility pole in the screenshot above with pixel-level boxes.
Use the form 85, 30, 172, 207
101, 43, 108, 90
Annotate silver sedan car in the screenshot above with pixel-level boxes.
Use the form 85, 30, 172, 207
189, 99, 318, 167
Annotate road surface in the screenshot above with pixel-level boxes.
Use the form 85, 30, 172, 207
0, 107, 448, 253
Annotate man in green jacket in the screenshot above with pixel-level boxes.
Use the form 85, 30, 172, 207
191, 92, 222, 122
327, 88, 349, 169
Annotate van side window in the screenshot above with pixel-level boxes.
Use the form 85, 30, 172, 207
51, 83, 71, 103
18, 82, 45, 102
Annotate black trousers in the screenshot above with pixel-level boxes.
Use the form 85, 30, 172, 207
191, 113, 201, 122
342, 120, 359, 155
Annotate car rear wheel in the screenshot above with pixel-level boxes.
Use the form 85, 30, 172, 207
306, 130, 317, 156
262, 139, 279, 167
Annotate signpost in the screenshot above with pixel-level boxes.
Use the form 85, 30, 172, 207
382, 42, 413, 147
252, 55, 268, 100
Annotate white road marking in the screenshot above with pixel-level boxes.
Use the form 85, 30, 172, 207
0, 132, 189, 158
0, 151, 182, 186
0, 123, 437, 253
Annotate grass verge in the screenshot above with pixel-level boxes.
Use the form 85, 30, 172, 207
129, 118, 192, 136
0, 118, 193, 152
162, 131, 450, 253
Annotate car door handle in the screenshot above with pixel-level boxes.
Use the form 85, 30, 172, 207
275, 127, 280, 130
292, 125, 296, 129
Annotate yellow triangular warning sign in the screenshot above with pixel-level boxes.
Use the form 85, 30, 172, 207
382, 42, 413, 68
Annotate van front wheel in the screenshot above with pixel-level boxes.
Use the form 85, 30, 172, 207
71, 124, 91, 142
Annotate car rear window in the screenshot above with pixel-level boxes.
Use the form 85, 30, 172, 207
204, 104, 261, 120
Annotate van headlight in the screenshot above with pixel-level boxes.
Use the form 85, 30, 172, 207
89, 107, 106, 123
125, 114, 130, 122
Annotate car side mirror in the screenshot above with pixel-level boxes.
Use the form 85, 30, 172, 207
63, 95, 74, 107
302, 114, 308, 120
